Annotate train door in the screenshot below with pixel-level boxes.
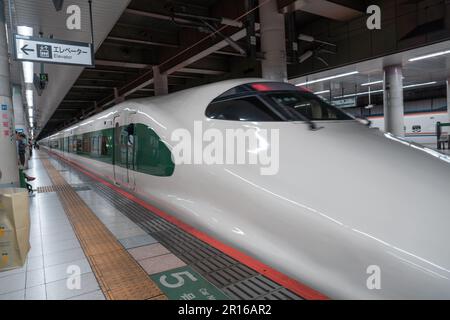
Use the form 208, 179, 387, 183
113, 115, 126, 185
125, 113, 136, 191
113, 111, 136, 189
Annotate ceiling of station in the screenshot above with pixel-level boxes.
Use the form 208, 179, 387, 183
289, 39, 450, 104
8, 0, 450, 139
37, 0, 252, 138
7, 0, 131, 138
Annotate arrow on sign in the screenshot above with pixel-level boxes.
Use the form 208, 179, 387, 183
21, 44, 35, 55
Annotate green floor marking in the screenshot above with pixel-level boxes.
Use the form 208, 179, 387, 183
150, 266, 229, 300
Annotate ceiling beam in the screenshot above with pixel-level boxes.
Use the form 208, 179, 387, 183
137, 88, 155, 92
95, 60, 152, 69
125, 8, 192, 24
98, 27, 251, 107
84, 68, 136, 74
106, 36, 179, 48
179, 67, 226, 75
76, 78, 118, 82
61, 100, 97, 103
73, 85, 116, 90
162, 27, 250, 75
280, 0, 363, 21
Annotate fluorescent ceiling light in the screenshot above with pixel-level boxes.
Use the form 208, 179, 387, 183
335, 81, 438, 99
28, 108, 33, 117
17, 26, 33, 36
409, 50, 450, 62
22, 62, 34, 84
403, 81, 437, 89
296, 71, 359, 86
361, 80, 383, 86
314, 90, 330, 95
299, 51, 313, 63
26, 90, 33, 107
298, 34, 315, 42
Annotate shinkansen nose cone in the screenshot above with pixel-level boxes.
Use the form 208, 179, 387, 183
240, 120, 450, 299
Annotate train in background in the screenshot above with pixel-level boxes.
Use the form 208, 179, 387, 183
40, 79, 450, 299
368, 111, 450, 145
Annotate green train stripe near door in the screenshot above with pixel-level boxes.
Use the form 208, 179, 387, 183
49, 123, 175, 177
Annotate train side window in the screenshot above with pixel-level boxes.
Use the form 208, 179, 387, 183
101, 136, 108, 156
412, 125, 421, 133
206, 96, 281, 121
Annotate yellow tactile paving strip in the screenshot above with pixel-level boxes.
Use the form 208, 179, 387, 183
41, 158, 166, 300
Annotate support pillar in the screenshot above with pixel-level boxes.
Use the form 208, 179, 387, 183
446, 79, 450, 123
258, 0, 287, 81
113, 87, 125, 104
153, 66, 168, 96
0, 0, 19, 188
12, 85, 27, 134
383, 65, 405, 137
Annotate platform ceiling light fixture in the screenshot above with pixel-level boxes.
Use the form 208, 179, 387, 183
403, 81, 437, 89
409, 50, 450, 62
28, 108, 33, 118
26, 89, 34, 107
299, 50, 314, 63
296, 71, 359, 86
314, 90, 330, 95
361, 80, 384, 86
298, 34, 336, 47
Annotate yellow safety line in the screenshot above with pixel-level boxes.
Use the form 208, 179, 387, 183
41, 157, 166, 300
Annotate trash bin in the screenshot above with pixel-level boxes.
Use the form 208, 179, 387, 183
0, 188, 30, 271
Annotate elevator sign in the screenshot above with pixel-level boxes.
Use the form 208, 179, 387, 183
13, 34, 94, 67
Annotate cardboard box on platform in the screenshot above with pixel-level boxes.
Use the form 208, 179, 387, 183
0, 188, 30, 271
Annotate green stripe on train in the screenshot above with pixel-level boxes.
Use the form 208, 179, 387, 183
50, 124, 175, 177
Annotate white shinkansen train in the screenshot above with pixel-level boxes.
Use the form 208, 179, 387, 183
40, 79, 450, 299
368, 111, 450, 145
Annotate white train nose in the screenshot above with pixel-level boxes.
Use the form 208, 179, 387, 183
273, 121, 450, 298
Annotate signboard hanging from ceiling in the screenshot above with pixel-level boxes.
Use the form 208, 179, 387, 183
331, 97, 357, 108
13, 34, 94, 67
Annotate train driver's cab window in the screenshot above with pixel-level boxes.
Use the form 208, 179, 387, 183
267, 92, 351, 121
206, 96, 281, 121
206, 82, 353, 122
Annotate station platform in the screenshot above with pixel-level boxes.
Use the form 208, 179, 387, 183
0, 150, 324, 300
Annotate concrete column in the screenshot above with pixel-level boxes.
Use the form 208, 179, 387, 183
153, 66, 168, 96
446, 79, 450, 123
383, 65, 405, 137
113, 87, 125, 104
12, 86, 27, 133
0, 0, 19, 187
258, 0, 287, 81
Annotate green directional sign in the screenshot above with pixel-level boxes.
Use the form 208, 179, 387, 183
39, 73, 49, 82
150, 266, 229, 300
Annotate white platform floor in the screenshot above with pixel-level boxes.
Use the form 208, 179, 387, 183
0, 154, 185, 300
